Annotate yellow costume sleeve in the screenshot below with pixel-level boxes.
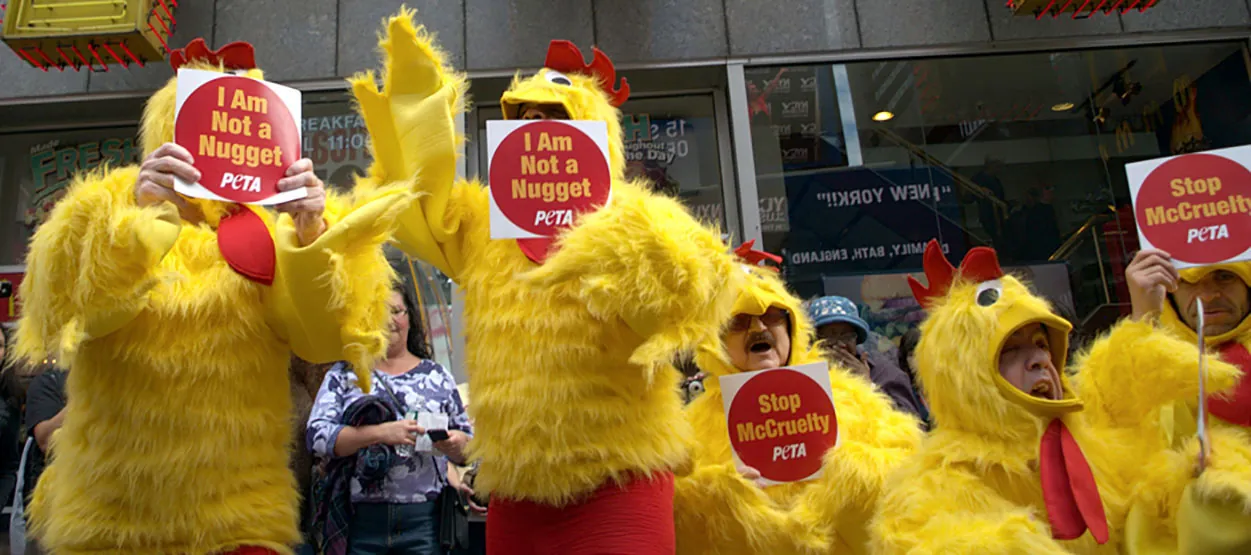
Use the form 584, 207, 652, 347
1180, 425, 1251, 554
264, 189, 415, 390
792, 369, 922, 553
348, 10, 473, 281
1074, 318, 1242, 430
519, 187, 741, 374
15, 166, 180, 363
1127, 427, 1251, 555
674, 461, 827, 555
870, 468, 1072, 555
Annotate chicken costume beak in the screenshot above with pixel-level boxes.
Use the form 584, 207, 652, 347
989, 305, 1082, 416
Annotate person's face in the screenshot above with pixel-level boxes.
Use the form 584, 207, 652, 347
387, 291, 410, 353
724, 307, 791, 371
1174, 270, 1251, 337
998, 323, 1061, 400
520, 103, 570, 120
816, 322, 859, 353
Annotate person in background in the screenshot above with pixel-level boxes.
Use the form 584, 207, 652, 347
896, 326, 930, 430
0, 327, 21, 505
23, 362, 66, 555
806, 295, 926, 420
308, 282, 472, 555
291, 356, 337, 555
971, 156, 1008, 250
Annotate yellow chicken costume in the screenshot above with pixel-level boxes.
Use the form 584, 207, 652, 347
1115, 261, 1251, 554
348, 11, 740, 554
675, 243, 921, 555
870, 240, 1243, 554
15, 40, 408, 555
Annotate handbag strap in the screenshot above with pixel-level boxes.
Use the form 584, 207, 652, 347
372, 369, 450, 489
372, 370, 408, 417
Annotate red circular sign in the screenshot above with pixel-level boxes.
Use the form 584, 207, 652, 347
726, 369, 838, 483
489, 120, 611, 236
1135, 153, 1251, 264
174, 75, 298, 204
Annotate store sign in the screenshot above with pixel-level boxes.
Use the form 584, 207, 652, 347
782, 167, 963, 275
302, 111, 369, 189
1126, 146, 1251, 268
622, 109, 723, 227
486, 120, 611, 239
24, 136, 142, 230
173, 69, 304, 205
720, 362, 838, 485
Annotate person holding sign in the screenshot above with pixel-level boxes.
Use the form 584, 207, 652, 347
1118, 251, 1251, 553
674, 242, 921, 555
347, 11, 742, 555
869, 240, 1245, 554
14, 40, 412, 555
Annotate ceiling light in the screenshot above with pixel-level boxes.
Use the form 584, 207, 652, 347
872, 111, 895, 122
1051, 102, 1074, 112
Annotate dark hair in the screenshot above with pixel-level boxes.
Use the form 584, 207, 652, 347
898, 327, 922, 379
394, 281, 434, 360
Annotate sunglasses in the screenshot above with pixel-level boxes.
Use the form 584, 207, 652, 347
729, 307, 789, 332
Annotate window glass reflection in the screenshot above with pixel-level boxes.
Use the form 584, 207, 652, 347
745, 42, 1251, 345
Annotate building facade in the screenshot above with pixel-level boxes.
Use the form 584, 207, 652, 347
3, 0, 1250, 376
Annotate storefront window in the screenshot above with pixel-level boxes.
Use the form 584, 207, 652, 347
0, 127, 143, 265
474, 92, 729, 230
745, 42, 1251, 345
301, 94, 370, 190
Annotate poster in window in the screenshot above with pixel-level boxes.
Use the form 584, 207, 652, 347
301, 103, 371, 190
745, 66, 821, 165
781, 166, 965, 280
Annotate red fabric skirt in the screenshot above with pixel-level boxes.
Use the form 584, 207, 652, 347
486, 472, 675, 555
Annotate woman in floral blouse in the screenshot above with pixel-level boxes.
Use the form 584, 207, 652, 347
307, 282, 472, 555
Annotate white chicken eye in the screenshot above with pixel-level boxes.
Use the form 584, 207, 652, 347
975, 279, 1003, 307
545, 70, 573, 86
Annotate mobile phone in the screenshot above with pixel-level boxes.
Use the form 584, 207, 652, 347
427, 429, 450, 442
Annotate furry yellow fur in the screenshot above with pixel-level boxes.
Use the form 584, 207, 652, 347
674, 266, 920, 555
1108, 262, 1251, 553
350, 11, 740, 505
15, 64, 406, 553
867, 269, 1228, 554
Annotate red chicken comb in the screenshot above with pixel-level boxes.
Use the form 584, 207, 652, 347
907, 239, 1004, 309
170, 38, 257, 71
734, 240, 783, 272
544, 40, 631, 107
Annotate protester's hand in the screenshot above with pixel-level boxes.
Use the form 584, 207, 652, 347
434, 429, 470, 463
1126, 249, 1180, 322
372, 419, 424, 446
737, 464, 770, 489
455, 482, 488, 515
134, 143, 202, 221
275, 158, 327, 246
831, 345, 871, 379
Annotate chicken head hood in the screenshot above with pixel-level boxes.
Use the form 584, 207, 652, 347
694, 241, 824, 376
1158, 261, 1251, 346
909, 240, 1078, 438
499, 40, 629, 181
140, 39, 268, 227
